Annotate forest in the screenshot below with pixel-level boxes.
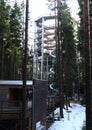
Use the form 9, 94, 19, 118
0, 0, 92, 130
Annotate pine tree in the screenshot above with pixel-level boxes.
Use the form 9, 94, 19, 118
47, 0, 77, 116
0, 0, 10, 79
9, 2, 24, 79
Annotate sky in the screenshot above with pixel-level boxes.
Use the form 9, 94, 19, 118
13, 0, 79, 45
30, 0, 79, 20
67, 0, 79, 20
29, 0, 79, 42
10, 0, 79, 20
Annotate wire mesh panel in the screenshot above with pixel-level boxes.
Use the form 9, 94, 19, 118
32, 79, 48, 130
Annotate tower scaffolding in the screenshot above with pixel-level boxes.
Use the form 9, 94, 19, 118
33, 15, 57, 80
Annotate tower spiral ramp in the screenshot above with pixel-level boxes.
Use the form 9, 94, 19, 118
33, 15, 57, 82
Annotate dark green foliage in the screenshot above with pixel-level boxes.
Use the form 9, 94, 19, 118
0, 0, 23, 80
80, 96, 86, 105
77, 0, 92, 91
8, 2, 23, 79
9, 2, 23, 46
0, 0, 10, 79
82, 125, 86, 130
78, 1, 92, 130
53, 2, 77, 97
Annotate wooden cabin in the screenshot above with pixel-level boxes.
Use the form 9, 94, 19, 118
0, 80, 32, 130
0, 80, 48, 130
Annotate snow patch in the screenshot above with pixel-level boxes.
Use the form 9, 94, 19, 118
48, 103, 85, 130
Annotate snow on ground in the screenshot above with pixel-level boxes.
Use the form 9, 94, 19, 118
48, 103, 85, 130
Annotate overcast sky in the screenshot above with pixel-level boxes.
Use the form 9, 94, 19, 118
12, 0, 79, 20
67, 0, 79, 20
30, 0, 79, 20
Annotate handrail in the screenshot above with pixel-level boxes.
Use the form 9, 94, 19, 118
47, 95, 59, 110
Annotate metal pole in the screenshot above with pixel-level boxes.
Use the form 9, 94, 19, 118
22, 0, 29, 130
32, 81, 35, 130
41, 17, 44, 80
47, 56, 48, 80
84, 0, 91, 130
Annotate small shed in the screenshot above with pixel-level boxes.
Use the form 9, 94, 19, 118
0, 80, 33, 130
0, 79, 48, 130
0, 80, 33, 102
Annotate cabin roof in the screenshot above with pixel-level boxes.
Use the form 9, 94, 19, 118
0, 80, 33, 88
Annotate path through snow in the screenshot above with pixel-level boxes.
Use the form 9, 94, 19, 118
48, 103, 85, 130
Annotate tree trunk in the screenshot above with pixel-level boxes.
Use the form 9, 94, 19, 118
84, 0, 92, 130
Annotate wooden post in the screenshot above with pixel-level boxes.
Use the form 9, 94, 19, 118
22, 0, 29, 130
